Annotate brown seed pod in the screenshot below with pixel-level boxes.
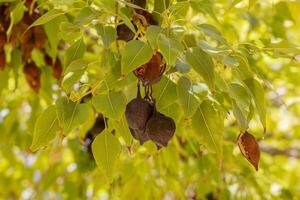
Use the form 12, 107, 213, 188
33, 26, 46, 49
237, 131, 260, 171
53, 58, 62, 80
21, 42, 35, 61
132, 0, 146, 9
145, 107, 176, 148
44, 54, 53, 66
0, 32, 6, 50
0, 5, 10, 32
117, 24, 135, 42
0, 51, 5, 70
129, 128, 149, 145
125, 90, 154, 131
23, 62, 41, 93
135, 10, 157, 26
134, 52, 165, 86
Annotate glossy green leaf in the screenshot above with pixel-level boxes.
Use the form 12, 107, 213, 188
186, 47, 215, 90
56, 97, 90, 134
198, 24, 228, 45
64, 59, 88, 75
192, 100, 223, 154
92, 90, 127, 120
28, 9, 65, 28
30, 105, 60, 152
92, 130, 121, 180
146, 26, 164, 49
177, 76, 201, 118
243, 78, 266, 129
75, 7, 95, 25
121, 40, 152, 75
110, 116, 132, 145
229, 83, 252, 130
157, 34, 184, 66
64, 38, 86, 68
95, 24, 117, 48
152, 76, 177, 110
231, 53, 254, 80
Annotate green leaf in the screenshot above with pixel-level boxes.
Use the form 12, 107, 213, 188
186, 47, 215, 90
75, 7, 95, 25
95, 24, 117, 48
146, 26, 164, 49
64, 59, 88, 75
157, 34, 184, 66
110, 116, 132, 145
243, 78, 266, 130
64, 38, 86, 68
29, 9, 65, 28
30, 105, 60, 152
62, 70, 84, 93
59, 21, 82, 43
55, 97, 90, 135
177, 76, 201, 118
152, 77, 177, 110
92, 130, 121, 180
121, 40, 152, 75
198, 24, 228, 45
192, 100, 223, 154
119, 11, 136, 34
92, 90, 127, 120
230, 53, 254, 80
229, 83, 252, 130
44, 16, 64, 59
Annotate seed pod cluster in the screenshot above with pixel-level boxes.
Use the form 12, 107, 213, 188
0, 5, 10, 70
23, 62, 41, 93
0, 1, 63, 92
125, 85, 176, 149
116, 0, 157, 42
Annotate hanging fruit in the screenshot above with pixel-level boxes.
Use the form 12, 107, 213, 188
134, 52, 165, 86
23, 62, 41, 93
237, 131, 260, 171
145, 106, 176, 149
125, 84, 153, 144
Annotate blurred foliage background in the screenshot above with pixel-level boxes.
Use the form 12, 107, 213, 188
0, 0, 300, 199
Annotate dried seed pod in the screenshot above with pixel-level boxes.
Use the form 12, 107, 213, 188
53, 58, 62, 80
237, 131, 260, 171
21, 42, 35, 61
33, 26, 46, 49
134, 52, 165, 86
117, 24, 135, 42
44, 54, 53, 66
145, 109, 176, 148
23, 62, 41, 93
0, 51, 5, 70
0, 32, 6, 50
125, 91, 154, 131
135, 10, 157, 26
129, 128, 149, 145
132, 0, 146, 8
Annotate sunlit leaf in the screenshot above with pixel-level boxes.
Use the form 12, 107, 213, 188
121, 40, 152, 75
30, 105, 59, 152
92, 130, 121, 180
186, 47, 215, 90
192, 100, 223, 154
92, 90, 127, 120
